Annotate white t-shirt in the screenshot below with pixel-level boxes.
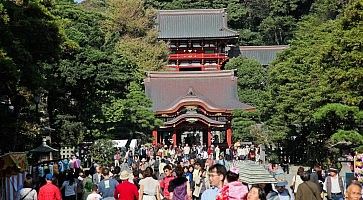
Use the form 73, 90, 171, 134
159, 162, 166, 175
184, 146, 190, 155
86, 193, 102, 200
323, 176, 344, 193
238, 148, 243, 156
139, 177, 159, 195
202, 151, 208, 159
16, 188, 37, 200
62, 180, 77, 196
292, 175, 304, 193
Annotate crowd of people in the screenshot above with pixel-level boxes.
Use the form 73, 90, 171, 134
15, 143, 363, 200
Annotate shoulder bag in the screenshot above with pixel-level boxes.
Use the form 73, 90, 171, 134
20, 188, 34, 200
290, 175, 296, 191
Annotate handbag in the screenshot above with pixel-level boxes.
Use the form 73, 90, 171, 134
290, 175, 296, 192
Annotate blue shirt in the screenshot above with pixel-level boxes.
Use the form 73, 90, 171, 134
98, 178, 118, 198
276, 188, 294, 200
185, 172, 193, 184
201, 187, 220, 200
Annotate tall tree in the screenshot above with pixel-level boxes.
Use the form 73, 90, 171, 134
105, 0, 168, 78
101, 82, 162, 145
225, 57, 271, 142
225, 56, 268, 108
0, 0, 62, 151
265, 0, 363, 164
45, 0, 138, 146
34, 0, 168, 148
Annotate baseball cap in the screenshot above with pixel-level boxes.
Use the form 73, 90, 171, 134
45, 173, 53, 180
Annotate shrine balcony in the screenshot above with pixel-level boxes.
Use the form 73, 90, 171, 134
166, 64, 221, 71
168, 53, 228, 60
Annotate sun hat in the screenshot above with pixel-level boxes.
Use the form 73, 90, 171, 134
120, 170, 131, 180
329, 167, 339, 173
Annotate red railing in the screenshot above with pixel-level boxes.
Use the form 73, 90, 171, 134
168, 53, 228, 60
166, 64, 221, 71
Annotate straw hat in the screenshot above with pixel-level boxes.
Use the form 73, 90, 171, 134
329, 167, 339, 173
120, 170, 131, 180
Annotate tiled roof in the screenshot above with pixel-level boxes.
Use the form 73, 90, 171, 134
144, 70, 255, 112
230, 45, 289, 65
156, 9, 239, 39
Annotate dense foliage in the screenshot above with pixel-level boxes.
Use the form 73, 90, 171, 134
223, 0, 362, 164
90, 139, 116, 165
0, 0, 166, 152
224, 57, 271, 143
0, 0, 62, 151
265, 0, 363, 164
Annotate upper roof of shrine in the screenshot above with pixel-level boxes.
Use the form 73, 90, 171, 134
156, 9, 239, 40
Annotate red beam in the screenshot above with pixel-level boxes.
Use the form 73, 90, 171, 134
152, 130, 158, 145
227, 128, 232, 147
169, 53, 227, 60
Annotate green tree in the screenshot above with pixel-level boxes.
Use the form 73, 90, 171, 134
55, 115, 86, 147
101, 82, 162, 145
238, 29, 263, 46
330, 130, 363, 148
90, 139, 116, 165
0, 0, 62, 151
259, 16, 296, 45
225, 56, 267, 108
105, 0, 168, 78
265, 0, 363, 163
225, 57, 273, 143
44, 0, 136, 146
313, 103, 363, 151
1, 0, 165, 151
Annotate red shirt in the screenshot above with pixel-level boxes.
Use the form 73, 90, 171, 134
207, 148, 212, 155
38, 181, 62, 200
114, 180, 139, 200
160, 176, 175, 199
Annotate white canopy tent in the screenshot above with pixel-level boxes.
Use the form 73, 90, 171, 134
112, 139, 138, 149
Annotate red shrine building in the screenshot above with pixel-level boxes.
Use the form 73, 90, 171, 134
145, 9, 255, 148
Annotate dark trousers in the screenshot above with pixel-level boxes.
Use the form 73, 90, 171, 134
64, 195, 76, 200
329, 193, 344, 200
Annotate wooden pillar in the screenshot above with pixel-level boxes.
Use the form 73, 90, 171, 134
207, 127, 212, 147
152, 130, 158, 145
172, 129, 177, 147
226, 127, 232, 147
